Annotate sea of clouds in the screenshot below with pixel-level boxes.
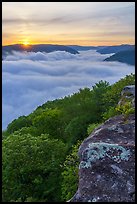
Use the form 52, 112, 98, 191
2, 50, 135, 130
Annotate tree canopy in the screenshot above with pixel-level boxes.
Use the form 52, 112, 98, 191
2, 73, 135, 202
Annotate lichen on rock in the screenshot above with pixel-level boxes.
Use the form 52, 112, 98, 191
79, 142, 130, 169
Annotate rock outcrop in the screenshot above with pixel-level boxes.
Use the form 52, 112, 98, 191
121, 85, 135, 97
69, 87, 135, 202
119, 85, 135, 108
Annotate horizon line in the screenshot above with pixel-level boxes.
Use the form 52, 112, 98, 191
2, 43, 135, 47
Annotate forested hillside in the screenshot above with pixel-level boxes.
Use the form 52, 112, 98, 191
2, 73, 135, 202
104, 48, 135, 65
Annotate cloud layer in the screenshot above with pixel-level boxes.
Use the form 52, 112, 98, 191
2, 50, 135, 130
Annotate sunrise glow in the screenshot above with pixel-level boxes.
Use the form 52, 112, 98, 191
23, 41, 30, 46
2, 2, 135, 46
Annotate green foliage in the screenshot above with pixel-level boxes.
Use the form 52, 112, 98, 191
61, 140, 81, 201
2, 132, 66, 202
103, 73, 135, 109
102, 106, 118, 121
32, 108, 65, 138
3, 73, 135, 202
64, 115, 94, 146
62, 87, 96, 121
6, 115, 32, 135
102, 73, 135, 120
91, 80, 110, 114
102, 98, 135, 121
2, 130, 9, 140
92, 80, 110, 95
87, 123, 101, 135
115, 101, 135, 116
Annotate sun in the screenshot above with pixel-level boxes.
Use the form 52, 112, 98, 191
19, 39, 31, 46
23, 41, 30, 46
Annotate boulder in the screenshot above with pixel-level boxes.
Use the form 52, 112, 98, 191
118, 85, 135, 108
121, 85, 135, 97
69, 113, 135, 202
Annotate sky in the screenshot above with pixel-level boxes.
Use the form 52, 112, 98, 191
2, 50, 135, 130
2, 2, 135, 46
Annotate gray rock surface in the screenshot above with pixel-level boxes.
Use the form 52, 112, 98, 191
121, 85, 135, 97
118, 85, 135, 108
69, 113, 135, 202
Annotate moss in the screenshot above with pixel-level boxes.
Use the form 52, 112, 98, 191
79, 142, 130, 169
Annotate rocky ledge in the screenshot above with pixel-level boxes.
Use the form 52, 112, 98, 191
69, 86, 135, 202
69, 114, 135, 202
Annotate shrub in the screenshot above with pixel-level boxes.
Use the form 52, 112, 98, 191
87, 123, 101, 135
61, 140, 81, 201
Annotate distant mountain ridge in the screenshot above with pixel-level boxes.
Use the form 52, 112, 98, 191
104, 48, 135, 65
3, 44, 135, 66
2, 44, 79, 57
97, 44, 135, 54
67, 45, 106, 51
67, 44, 135, 54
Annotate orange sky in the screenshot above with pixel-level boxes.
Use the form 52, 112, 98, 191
2, 2, 135, 46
